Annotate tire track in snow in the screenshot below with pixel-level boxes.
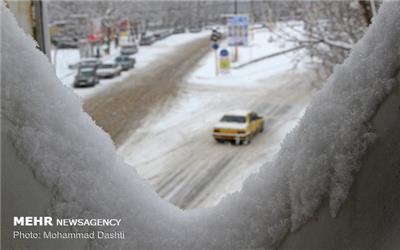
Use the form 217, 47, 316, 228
84, 37, 210, 146
120, 68, 316, 209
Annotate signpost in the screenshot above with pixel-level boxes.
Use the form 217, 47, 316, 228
211, 29, 222, 76
212, 43, 220, 76
119, 18, 131, 47
219, 49, 231, 74
227, 15, 249, 62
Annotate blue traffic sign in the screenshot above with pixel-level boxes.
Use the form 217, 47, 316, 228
220, 49, 229, 57
212, 43, 219, 50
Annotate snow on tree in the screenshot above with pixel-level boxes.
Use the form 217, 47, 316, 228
268, 1, 380, 78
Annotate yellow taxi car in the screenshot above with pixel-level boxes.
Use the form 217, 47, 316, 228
213, 110, 264, 145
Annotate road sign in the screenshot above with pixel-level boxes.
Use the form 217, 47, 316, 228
219, 49, 230, 73
227, 15, 249, 47
220, 49, 229, 57
212, 43, 219, 50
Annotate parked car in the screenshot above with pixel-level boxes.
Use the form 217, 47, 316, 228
213, 110, 264, 145
189, 26, 202, 33
69, 58, 101, 70
154, 32, 163, 41
139, 35, 156, 46
52, 36, 79, 48
96, 61, 122, 78
115, 55, 135, 71
210, 29, 223, 41
121, 43, 138, 56
154, 30, 171, 40
73, 67, 99, 87
163, 30, 172, 38
173, 27, 185, 34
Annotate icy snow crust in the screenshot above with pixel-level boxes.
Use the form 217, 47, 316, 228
2, 2, 400, 250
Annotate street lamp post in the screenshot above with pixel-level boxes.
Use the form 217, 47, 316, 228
234, 0, 238, 14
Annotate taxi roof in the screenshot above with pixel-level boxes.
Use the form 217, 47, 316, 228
224, 110, 251, 116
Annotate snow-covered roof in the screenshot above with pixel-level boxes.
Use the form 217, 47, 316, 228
80, 58, 98, 62
80, 68, 95, 72
101, 60, 116, 65
224, 110, 250, 116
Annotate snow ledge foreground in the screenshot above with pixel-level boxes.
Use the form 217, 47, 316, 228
2, 2, 400, 250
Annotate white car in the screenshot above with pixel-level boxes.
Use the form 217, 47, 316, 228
96, 61, 122, 78
121, 43, 138, 55
68, 57, 100, 70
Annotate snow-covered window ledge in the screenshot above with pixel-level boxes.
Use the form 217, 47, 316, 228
1, 2, 400, 250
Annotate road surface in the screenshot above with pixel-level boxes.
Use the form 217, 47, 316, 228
83, 37, 210, 146
118, 71, 316, 209
82, 34, 317, 210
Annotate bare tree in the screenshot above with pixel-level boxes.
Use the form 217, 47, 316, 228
267, 1, 379, 79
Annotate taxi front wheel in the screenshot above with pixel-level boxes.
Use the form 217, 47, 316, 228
243, 136, 251, 145
260, 124, 264, 133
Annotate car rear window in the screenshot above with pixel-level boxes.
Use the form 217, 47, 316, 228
78, 70, 94, 77
100, 64, 114, 69
116, 57, 128, 62
221, 115, 246, 123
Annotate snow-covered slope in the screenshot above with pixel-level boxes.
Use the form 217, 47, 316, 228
278, 77, 400, 250
1, 2, 400, 250
1, 118, 88, 249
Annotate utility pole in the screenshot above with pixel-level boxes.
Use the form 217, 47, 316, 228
370, 0, 377, 17
234, 0, 238, 14
233, 0, 239, 62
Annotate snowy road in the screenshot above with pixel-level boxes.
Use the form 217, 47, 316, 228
82, 29, 317, 209
83, 37, 210, 145
118, 71, 316, 209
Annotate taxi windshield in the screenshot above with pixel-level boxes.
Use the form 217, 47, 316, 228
221, 115, 246, 123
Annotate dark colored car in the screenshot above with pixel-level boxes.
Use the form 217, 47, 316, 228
189, 26, 202, 33
52, 36, 79, 48
121, 44, 138, 56
115, 56, 136, 71
173, 27, 185, 34
154, 30, 170, 40
211, 29, 223, 41
139, 35, 155, 46
154, 33, 163, 41
163, 30, 172, 38
73, 67, 99, 87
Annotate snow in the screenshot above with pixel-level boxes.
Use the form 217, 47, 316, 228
116, 72, 310, 202
188, 25, 306, 87
53, 31, 209, 100
2, 2, 400, 250
224, 109, 251, 116
214, 121, 247, 130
